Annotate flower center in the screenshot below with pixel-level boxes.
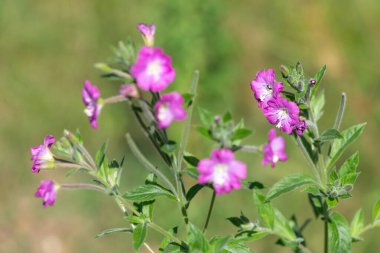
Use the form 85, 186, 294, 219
272, 154, 279, 163
276, 108, 289, 128
146, 59, 163, 81
213, 163, 229, 185
157, 105, 171, 121
259, 85, 273, 101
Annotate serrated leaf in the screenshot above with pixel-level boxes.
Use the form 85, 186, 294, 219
338, 152, 360, 185
372, 199, 380, 223
253, 191, 274, 229
231, 128, 252, 141
327, 123, 366, 170
350, 209, 364, 238
329, 212, 351, 253
187, 223, 210, 252
266, 174, 317, 201
311, 65, 326, 97
123, 185, 176, 202
198, 107, 214, 126
311, 90, 325, 122
95, 227, 132, 238
316, 128, 343, 143
133, 222, 147, 251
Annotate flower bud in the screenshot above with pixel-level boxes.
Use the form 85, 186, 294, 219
119, 84, 139, 98
280, 65, 290, 78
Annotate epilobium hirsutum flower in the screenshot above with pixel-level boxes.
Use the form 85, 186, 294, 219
294, 119, 307, 135
137, 23, 156, 47
30, 135, 55, 173
154, 92, 186, 128
262, 129, 288, 168
130, 46, 175, 92
250, 69, 283, 107
35, 180, 57, 207
197, 149, 247, 195
263, 97, 300, 134
119, 84, 139, 98
82, 80, 103, 129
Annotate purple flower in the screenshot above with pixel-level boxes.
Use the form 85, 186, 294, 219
130, 46, 175, 92
119, 84, 139, 98
197, 149, 247, 195
82, 80, 103, 129
250, 69, 283, 107
154, 92, 186, 128
35, 180, 57, 207
263, 97, 300, 134
294, 119, 307, 135
137, 23, 156, 46
30, 135, 55, 173
262, 129, 288, 168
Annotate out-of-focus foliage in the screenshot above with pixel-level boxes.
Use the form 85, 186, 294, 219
0, 0, 379, 252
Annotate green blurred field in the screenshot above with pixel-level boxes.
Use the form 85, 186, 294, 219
1, 0, 379, 252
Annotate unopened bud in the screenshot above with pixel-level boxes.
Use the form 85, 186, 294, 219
280, 65, 290, 78
310, 79, 316, 86
343, 184, 354, 192
296, 62, 304, 75
119, 84, 139, 98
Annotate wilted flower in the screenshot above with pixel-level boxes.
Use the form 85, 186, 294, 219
119, 84, 139, 98
263, 97, 300, 134
30, 135, 55, 173
137, 23, 156, 47
262, 129, 288, 168
154, 92, 186, 128
82, 80, 103, 129
250, 69, 283, 107
130, 46, 175, 92
197, 149, 247, 195
35, 180, 57, 207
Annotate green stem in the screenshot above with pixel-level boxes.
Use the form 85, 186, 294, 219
295, 136, 322, 185
324, 216, 328, 253
60, 183, 105, 192
203, 191, 216, 233
148, 222, 182, 245
333, 93, 346, 131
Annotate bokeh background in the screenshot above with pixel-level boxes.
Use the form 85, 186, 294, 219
1, 0, 380, 252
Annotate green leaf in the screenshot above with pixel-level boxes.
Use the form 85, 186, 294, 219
350, 209, 364, 238
183, 152, 200, 167
327, 123, 366, 170
266, 174, 317, 201
95, 227, 132, 238
372, 199, 380, 223
253, 191, 274, 229
182, 93, 194, 107
158, 227, 179, 252
160, 141, 177, 154
209, 236, 231, 253
133, 222, 147, 251
196, 126, 214, 141
273, 209, 297, 241
231, 128, 252, 141
311, 90, 325, 122
223, 239, 252, 253
198, 107, 214, 126
236, 230, 270, 242
187, 223, 210, 252
316, 128, 343, 143
311, 65, 326, 97
185, 184, 204, 206
223, 112, 233, 123
338, 152, 360, 185
123, 185, 176, 202
184, 167, 199, 180
329, 212, 352, 253
95, 142, 108, 169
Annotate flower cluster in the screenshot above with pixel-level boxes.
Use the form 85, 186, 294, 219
81, 23, 185, 129
250, 69, 307, 135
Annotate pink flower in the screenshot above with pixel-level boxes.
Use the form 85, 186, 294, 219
119, 84, 139, 98
154, 92, 186, 128
82, 80, 103, 129
137, 23, 156, 46
197, 149, 247, 195
262, 129, 288, 168
30, 135, 55, 173
35, 180, 57, 207
263, 97, 300, 134
250, 69, 283, 107
294, 119, 307, 135
130, 46, 175, 92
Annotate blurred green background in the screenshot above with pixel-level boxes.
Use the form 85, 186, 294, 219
1, 0, 379, 252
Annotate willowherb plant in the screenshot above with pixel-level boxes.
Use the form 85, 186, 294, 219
30, 23, 379, 253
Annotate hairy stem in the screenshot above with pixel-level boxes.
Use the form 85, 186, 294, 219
60, 183, 105, 192
295, 136, 322, 185
333, 93, 346, 131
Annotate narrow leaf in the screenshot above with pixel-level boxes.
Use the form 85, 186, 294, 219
266, 174, 317, 201
316, 128, 343, 143
329, 212, 352, 253
133, 223, 147, 251
311, 65, 326, 97
372, 199, 380, 223
95, 228, 132, 238
327, 123, 366, 170
123, 185, 176, 202
350, 209, 364, 238
187, 223, 210, 252
253, 191, 274, 229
